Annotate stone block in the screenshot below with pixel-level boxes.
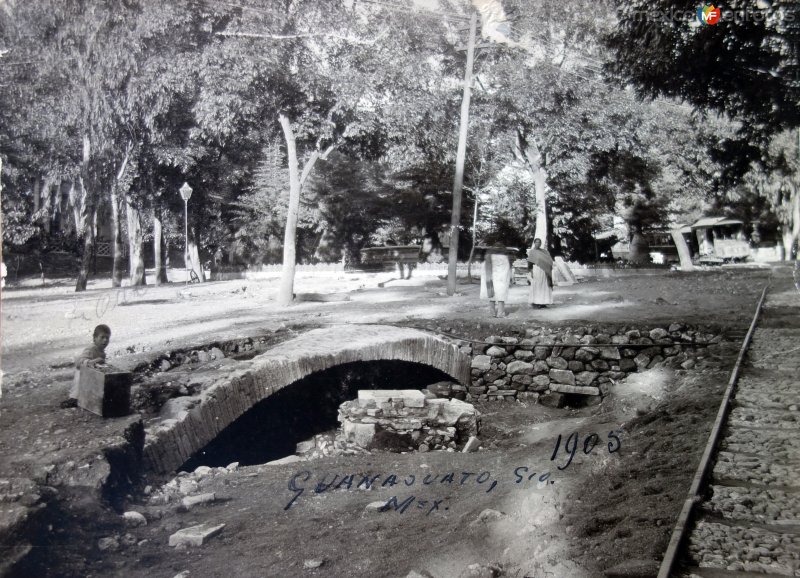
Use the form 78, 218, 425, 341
568, 361, 585, 372
486, 346, 507, 357
530, 375, 551, 391
574, 349, 595, 363
77, 365, 132, 418
483, 370, 504, 382
547, 357, 569, 370
533, 346, 550, 360
506, 361, 534, 375
611, 335, 630, 345
533, 360, 550, 374
440, 399, 477, 425
625, 330, 641, 339
123, 511, 147, 527
549, 369, 576, 386
169, 523, 225, 547
471, 355, 492, 370
634, 354, 651, 370
591, 359, 610, 371
561, 347, 576, 361
538, 392, 566, 408
181, 493, 216, 509
343, 421, 376, 447
649, 328, 669, 340
511, 374, 533, 385
461, 435, 481, 453
580, 335, 596, 345
575, 371, 599, 386
358, 390, 425, 408
468, 386, 487, 395
549, 383, 600, 396
600, 348, 621, 360
513, 349, 535, 361
296, 440, 316, 454
619, 358, 637, 372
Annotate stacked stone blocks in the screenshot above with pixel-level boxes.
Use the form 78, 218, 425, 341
337, 390, 479, 452
468, 324, 721, 403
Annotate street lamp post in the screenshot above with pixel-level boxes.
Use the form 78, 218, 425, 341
179, 182, 193, 285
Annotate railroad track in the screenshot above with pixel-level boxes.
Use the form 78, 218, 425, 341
658, 280, 800, 577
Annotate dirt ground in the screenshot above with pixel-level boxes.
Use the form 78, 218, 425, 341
0, 265, 788, 578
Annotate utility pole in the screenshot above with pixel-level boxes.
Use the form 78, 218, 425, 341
446, 10, 478, 296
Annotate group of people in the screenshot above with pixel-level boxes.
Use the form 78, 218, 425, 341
479, 239, 554, 318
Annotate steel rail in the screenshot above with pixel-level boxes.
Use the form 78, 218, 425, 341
656, 283, 770, 578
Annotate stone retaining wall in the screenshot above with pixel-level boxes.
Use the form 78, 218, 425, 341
461, 324, 723, 404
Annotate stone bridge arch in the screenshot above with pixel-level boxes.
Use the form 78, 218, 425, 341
142, 325, 471, 474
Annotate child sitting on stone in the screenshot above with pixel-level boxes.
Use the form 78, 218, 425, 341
61, 324, 111, 408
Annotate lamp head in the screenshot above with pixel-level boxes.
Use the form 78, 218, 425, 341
179, 182, 193, 201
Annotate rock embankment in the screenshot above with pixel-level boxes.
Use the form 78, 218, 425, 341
465, 324, 724, 405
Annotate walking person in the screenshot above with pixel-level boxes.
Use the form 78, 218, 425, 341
480, 243, 512, 318
527, 238, 553, 308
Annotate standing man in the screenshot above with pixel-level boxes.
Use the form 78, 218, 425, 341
480, 243, 512, 318
527, 238, 553, 308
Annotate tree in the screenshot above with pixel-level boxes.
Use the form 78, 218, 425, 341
608, 0, 800, 260
195, 0, 452, 304
607, 0, 800, 144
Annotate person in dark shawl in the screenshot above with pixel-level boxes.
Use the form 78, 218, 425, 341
527, 238, 553, 308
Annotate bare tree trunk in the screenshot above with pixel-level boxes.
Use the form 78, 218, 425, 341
515, 132, 548, 249
110, 188, 125, 287
33, 178, 41, 213
75, 137, 96, 292
68, 180, 82, 235
790, 186, 799, 261
125, 196, 146, 286
41, 177, 53, 234
628, 227, 650, 263
110, 144, 131, 287
671, 230, 694, 271
153, 205, 169, 284
188, 228, 205, 282
467, 196, 479, 281
278, 114, 301, 306
277, 113, 334, 306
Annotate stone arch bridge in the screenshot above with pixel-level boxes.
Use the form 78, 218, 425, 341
142, 324, 471, 474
